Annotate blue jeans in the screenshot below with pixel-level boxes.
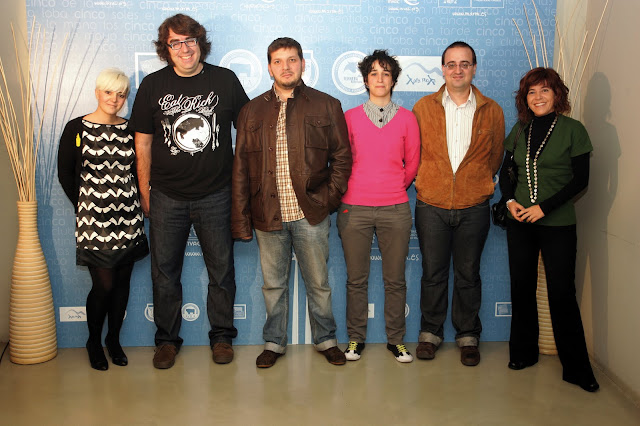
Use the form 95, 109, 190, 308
255, 216, 337, 354
414, 200, 489, 346
149, 187, 237, 348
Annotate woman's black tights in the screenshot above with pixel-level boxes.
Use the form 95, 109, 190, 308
86, 263, 134, 345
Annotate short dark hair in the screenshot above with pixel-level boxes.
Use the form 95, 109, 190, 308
515, 67, 571, 122
358, 50, 402, 95
267, 37, 303, 63
441, 41, 477, 65
154, 14, 211, 66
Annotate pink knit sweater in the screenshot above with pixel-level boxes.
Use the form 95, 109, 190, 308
342, 105, 420, 206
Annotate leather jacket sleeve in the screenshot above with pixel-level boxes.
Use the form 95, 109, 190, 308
325, 98, 352, 211
231, 105, 253, 240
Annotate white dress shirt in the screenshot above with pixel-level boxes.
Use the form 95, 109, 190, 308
442, 87, 476, 173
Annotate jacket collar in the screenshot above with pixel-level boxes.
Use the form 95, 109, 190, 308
432, 83, 488, 109
262, 80, 311, 102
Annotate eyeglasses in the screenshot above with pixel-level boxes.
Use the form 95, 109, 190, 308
443, 62, 474, 70
167, 38, 198, 50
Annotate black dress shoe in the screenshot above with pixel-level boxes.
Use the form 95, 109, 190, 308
86, 341, 108, 371
508, 360, 537, 370
105, 337, 128, 366
564, 376, 600, 393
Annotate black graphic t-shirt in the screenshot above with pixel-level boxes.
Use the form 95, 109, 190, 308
130, 63, 249, 200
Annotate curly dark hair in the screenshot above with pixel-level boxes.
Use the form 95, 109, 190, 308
358, 49, 402, 95
515, 67, 571, 122
267, 37, 303, 63
154, 14, 211, 66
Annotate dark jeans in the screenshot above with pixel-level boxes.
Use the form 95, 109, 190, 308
149, 187, 237, 348
414, 200, 489, 346
507, 219, 595, 383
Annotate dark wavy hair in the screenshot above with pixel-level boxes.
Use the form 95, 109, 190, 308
154, 14, 211, 66
358, 49, 402, 95
515, 67, 571, 122
267, 37, 304, 63
441, 41, 477, 65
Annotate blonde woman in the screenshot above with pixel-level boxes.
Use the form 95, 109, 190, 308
58, 68, 149, 370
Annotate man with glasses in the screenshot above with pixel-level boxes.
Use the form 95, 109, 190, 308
412, 41, 505, 366
130, 14, 249, 369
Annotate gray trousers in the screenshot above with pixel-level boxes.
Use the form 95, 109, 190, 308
337, 203, 412, 345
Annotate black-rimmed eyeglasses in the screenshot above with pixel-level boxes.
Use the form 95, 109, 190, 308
167, 38, 198, 50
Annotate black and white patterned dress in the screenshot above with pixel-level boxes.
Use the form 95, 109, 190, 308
75, 119, 148, 267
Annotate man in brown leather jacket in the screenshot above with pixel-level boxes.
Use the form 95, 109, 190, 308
412, 41, 505, 367
231, 37, 352, 368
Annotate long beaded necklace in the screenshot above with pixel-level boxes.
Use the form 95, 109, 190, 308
525, 115, 558, 203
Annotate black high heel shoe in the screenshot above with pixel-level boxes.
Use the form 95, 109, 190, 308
564, 376, 600, 392
105, 337, 128, 366
508, 360, 538, 370
86, 341, 108, 371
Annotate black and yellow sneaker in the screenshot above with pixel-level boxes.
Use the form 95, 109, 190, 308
344, 341, 365, 361
387, 343, 413, 363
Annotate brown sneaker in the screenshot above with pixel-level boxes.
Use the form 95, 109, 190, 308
212, 342, 234, 364
416, 342, 438, 360
256, 350, 281, 368
321, 346, 346, 365
460, 345, 480, 366
153, 344, 177, 369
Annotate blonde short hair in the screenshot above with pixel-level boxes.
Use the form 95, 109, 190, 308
95, 68, 130, 96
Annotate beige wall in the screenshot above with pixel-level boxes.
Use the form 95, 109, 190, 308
0, 3, 27, 342
557, 0, 640, 402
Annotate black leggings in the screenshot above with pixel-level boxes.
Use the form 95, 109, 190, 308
86, 263, 134, 344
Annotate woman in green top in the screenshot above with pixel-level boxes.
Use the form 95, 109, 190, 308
499, 67, 598, 392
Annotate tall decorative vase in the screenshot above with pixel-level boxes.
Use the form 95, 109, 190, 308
9, 200, 57, 364
536, 251, 558, 355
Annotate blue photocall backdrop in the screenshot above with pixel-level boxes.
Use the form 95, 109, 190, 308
27, 0, 556, 348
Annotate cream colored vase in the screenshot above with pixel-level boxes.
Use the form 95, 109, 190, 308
537, 251, 558, 355
9, 201, 57, 364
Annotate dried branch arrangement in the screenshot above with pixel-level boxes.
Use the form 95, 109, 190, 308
0, 18, 68, 202
512, 0, 609, 110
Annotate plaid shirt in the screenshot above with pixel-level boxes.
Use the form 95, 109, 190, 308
275, 93, 305, 222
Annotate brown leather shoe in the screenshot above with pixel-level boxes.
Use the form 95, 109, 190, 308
321, 346, 346, 365
153, 344, 177, 369
416, 342, 438, 360
460, 345, 481, 366
256, 350, 281, 368
212, 342, 234, 364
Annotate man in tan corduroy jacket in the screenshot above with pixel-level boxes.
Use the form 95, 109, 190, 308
412, 41, 505, 367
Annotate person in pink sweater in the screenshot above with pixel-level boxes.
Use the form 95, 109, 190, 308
337, 50, 420, 363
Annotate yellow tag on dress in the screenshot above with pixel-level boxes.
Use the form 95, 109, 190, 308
75, 133, 81, 147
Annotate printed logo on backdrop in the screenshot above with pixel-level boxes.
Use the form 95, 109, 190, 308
405, 303, 410, 317
145, 303, 154, 322
135, 53, 165, 88
182, 303, 200, 321
60, 307, 87, 322
495, 302, 512, 317
234, 304, 247, 320
396, 56, 443, 92
186, 226, 202, 256
332, 51, 367, 95
219, 50, 262, 94
438, 0, 504, 8
302, 49, 319, 88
